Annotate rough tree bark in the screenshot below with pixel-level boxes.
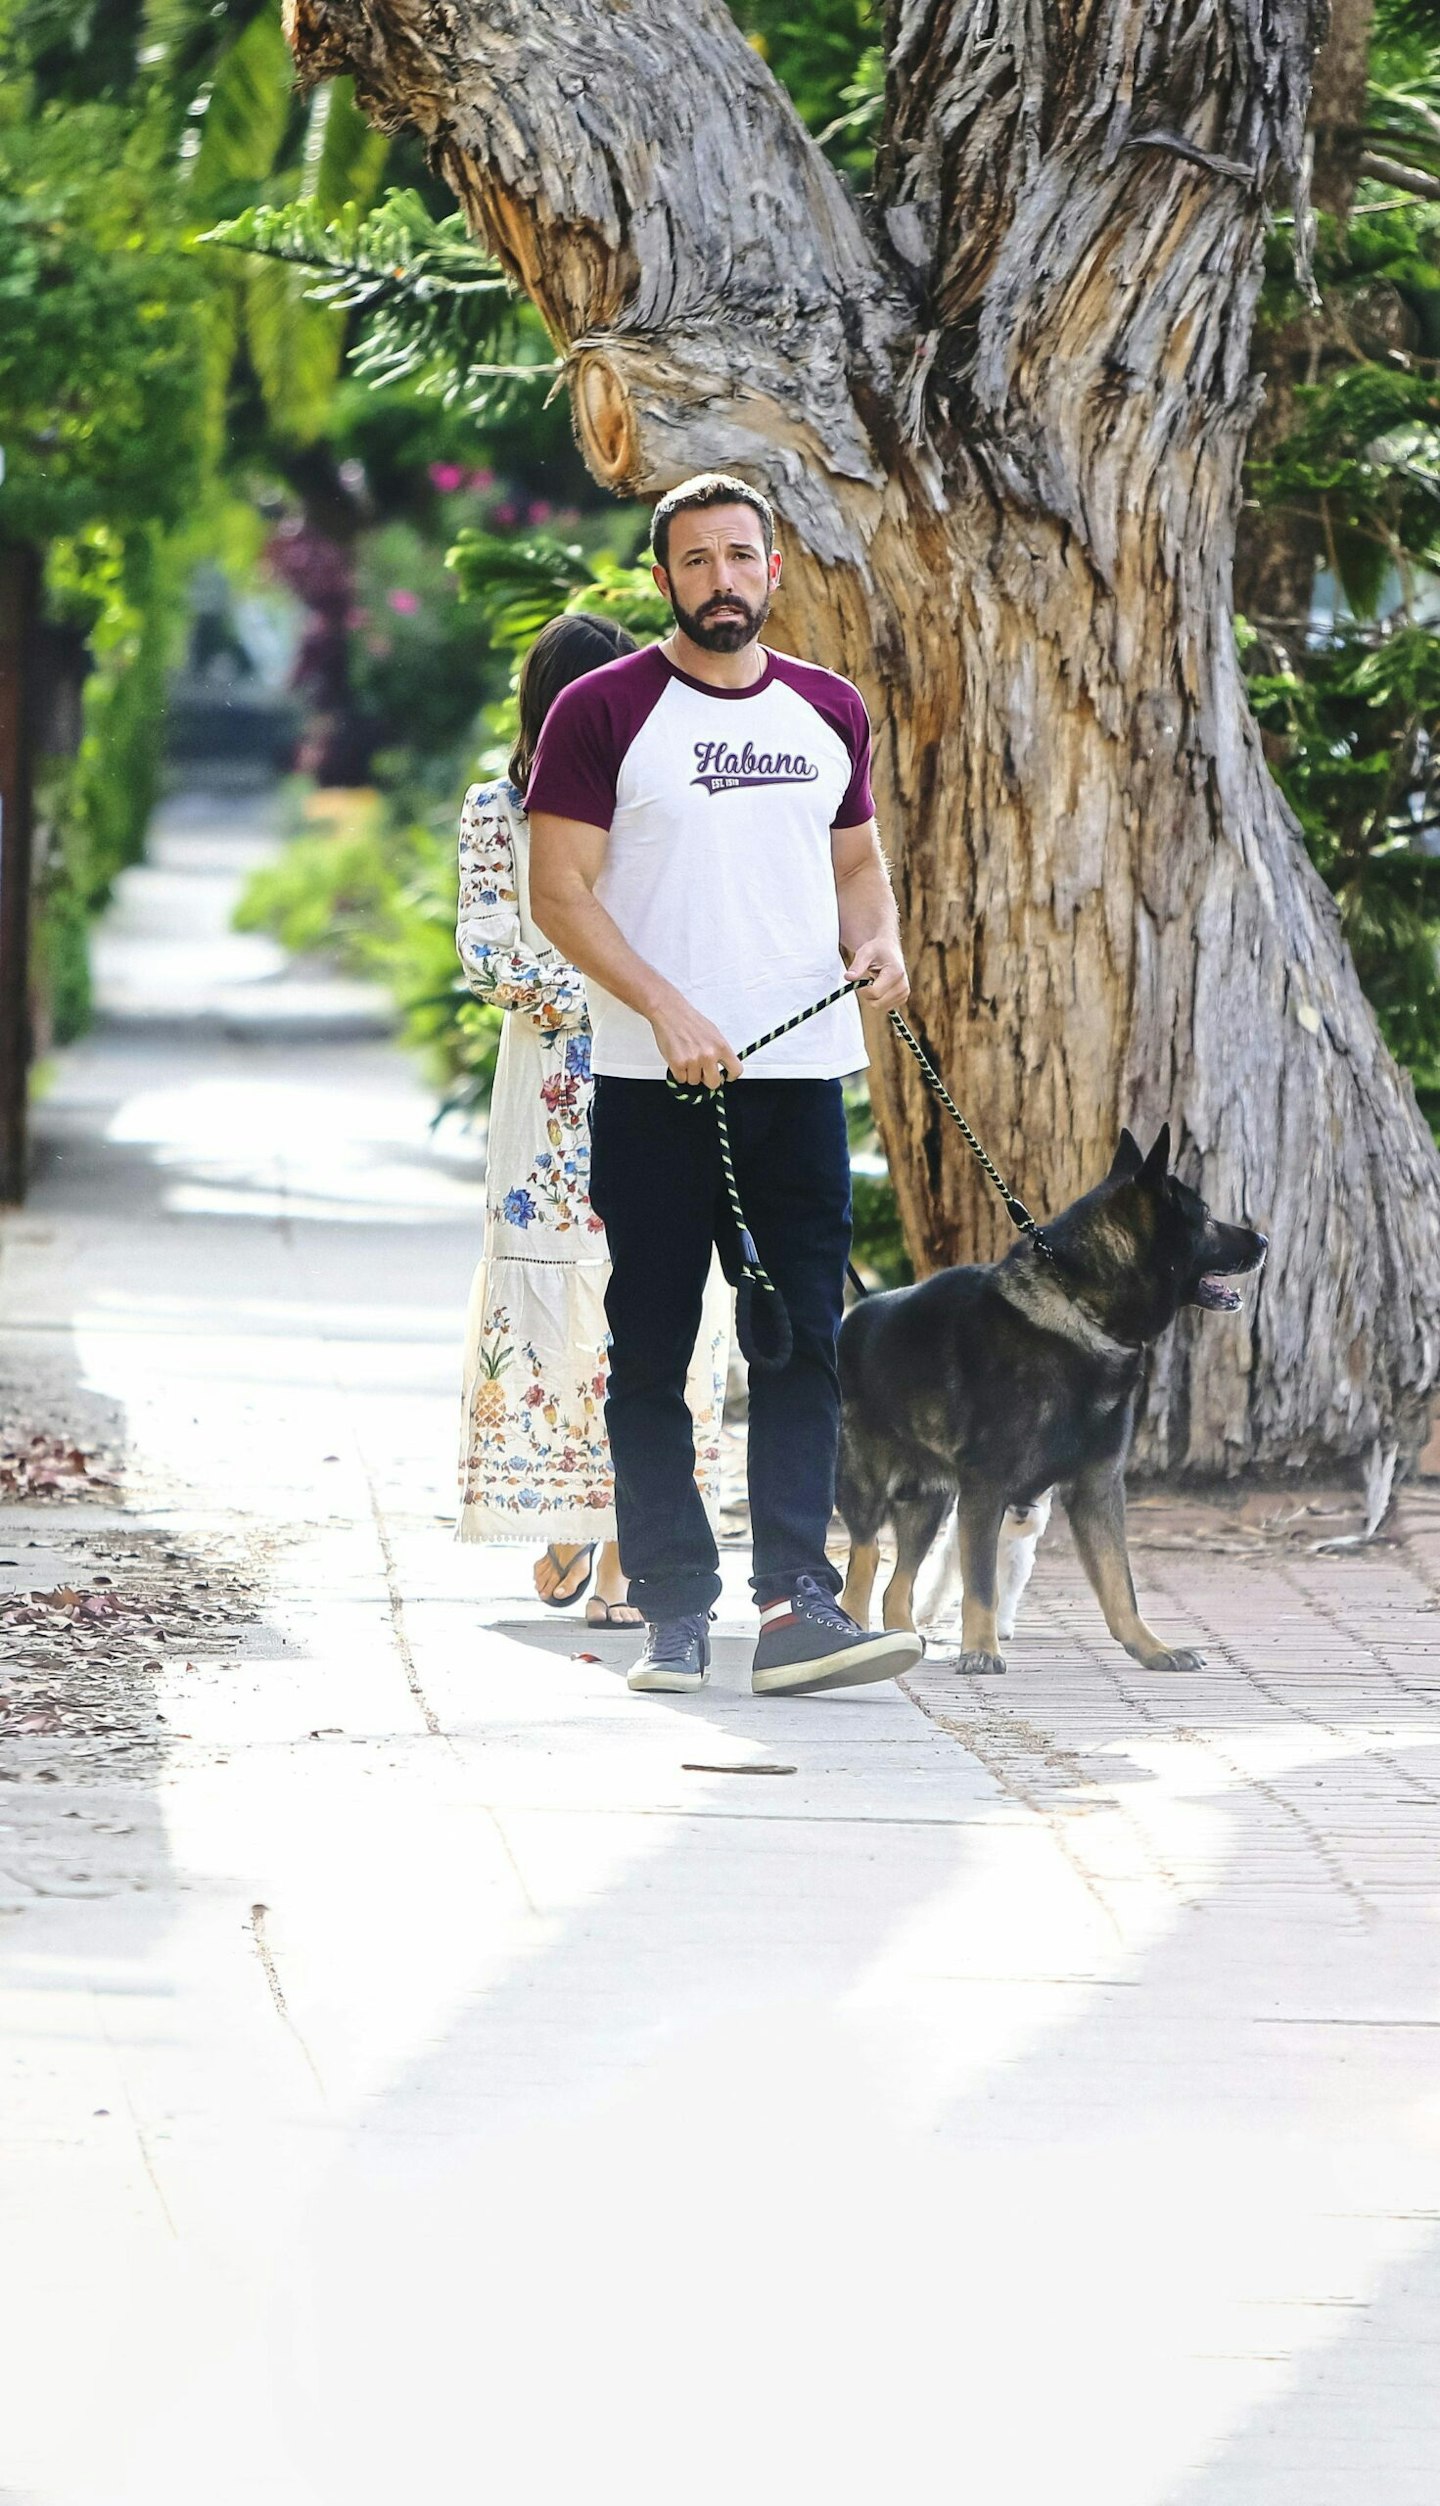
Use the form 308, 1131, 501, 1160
286, 0, 1440, 1475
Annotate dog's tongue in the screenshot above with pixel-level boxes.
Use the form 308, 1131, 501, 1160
1194, 1273, 1242, 1311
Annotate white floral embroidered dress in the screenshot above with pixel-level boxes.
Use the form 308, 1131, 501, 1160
456, 777, 727, 1542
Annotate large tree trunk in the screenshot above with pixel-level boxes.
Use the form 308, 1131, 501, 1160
287, 0, 1440, 1475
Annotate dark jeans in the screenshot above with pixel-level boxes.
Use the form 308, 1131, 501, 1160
588, 1076, 852, 1621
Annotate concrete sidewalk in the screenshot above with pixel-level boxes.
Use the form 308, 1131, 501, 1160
2, 787, 1439, 2504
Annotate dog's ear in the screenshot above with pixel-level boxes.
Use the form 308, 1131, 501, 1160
1107, 1129, 1144, 1183
1141, 1123, 1172, 1186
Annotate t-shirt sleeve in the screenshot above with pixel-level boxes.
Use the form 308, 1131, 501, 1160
525, 675, 623, 829
769, 654, 875, 827
833, 688, 874, 828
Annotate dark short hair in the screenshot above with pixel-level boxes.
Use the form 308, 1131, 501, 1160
510, 610, 637, 791
650, 473, 775, 571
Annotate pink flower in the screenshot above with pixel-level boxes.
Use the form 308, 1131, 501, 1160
527, 499, 553, 525
467, 467, 495, 491
492, 502, 518, 529
428, 462, 466, 492
386, 588, 421, 616
523, 1384, 546, 1407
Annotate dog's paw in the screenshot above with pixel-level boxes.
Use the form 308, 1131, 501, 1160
955, 1648, 1006, 1677
1142, 1645, 1206, 1673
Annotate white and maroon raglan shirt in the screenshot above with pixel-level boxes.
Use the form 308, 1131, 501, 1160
525, 645, 873, 1080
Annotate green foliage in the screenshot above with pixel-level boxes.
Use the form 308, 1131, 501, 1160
183, 0, 293, 211
25, 520, 185, 1058
727, 2, 882, 177
232, 798, 392, 957
204, 187, 557, 422
233, 792, 502, 1111
1248, 631, 1440, 1121
446, 529, 669, 646
238, 528, 664, 1124
1242, 9, 1440, 1137
350, 519, 499, 789
0, 17, 219, 1057
186, 10, 394, 445
1253, 361, 1440, 613
1367, 0, 1440, 190
29, 845, 91, 1045
73, 534, 181, 903
0, 107, 210, 541
40, 523, 186, 923
225, 78, 392, 444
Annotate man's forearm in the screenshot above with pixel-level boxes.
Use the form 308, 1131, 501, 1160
836, 837, 902, 958
531, 875, 679, 1024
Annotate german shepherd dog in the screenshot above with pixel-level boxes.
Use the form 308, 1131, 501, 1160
836, 1127, 1267, 1675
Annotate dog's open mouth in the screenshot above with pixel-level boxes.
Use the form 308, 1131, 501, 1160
1193, 1273, 1244, 1311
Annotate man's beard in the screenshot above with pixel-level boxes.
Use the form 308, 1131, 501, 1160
668, 583, 770, 653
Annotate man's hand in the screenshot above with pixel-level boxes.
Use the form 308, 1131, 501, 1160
846, 936, 910, 1011
650, 995, 742, 1090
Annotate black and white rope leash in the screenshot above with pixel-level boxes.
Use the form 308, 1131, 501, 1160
665, 975, 1054, 1364
884, 1009, 1055, 1264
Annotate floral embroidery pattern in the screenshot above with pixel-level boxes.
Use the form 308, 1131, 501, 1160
461, 1298, 725, 1523
462, 1301, 616, 1516
457, 781, 589, 1031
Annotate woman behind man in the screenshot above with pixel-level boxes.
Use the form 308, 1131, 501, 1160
456, 613, 728, 1622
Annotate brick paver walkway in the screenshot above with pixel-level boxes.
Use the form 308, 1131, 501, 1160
900, 1483, 1440, 2500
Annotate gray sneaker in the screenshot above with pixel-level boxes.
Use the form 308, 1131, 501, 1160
752, 1575, 922, 1695
627, 1611, 711, 1693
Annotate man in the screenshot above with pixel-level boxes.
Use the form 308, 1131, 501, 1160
528, 472, 921, 1697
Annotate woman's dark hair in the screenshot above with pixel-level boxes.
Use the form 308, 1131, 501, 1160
510, 611, 637, 791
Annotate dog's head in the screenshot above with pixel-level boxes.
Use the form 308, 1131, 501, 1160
1049, 1126, 1268, 1343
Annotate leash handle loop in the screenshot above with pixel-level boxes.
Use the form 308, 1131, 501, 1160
663, 975, 869, 1106
665, 979, 869, 1305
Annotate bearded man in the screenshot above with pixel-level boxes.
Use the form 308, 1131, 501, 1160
528, 472, 920, 1696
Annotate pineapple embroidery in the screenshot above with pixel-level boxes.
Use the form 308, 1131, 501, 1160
471, 1329, 513, 1432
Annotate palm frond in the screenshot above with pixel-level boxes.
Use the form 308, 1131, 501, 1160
1367, 3, 1440, 184
183, 0, 292, 211
301, 73, 388, 218
231, 79, 391, 445
242, 250, 346, 444
445, 532, 668, 647
138, 1, 274, 113
444, 532, 596, 646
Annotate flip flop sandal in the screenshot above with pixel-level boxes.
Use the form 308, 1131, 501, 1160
586, 1596, 645, 1629
539, 1543, 596, 1608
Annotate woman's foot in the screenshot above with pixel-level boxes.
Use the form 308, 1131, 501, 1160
586, 1595, 645, 1628
587, 1541, 643, 1628
534, 1544, 595, 1607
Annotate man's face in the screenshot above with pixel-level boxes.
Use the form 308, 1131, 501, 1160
654, 503, 782, 652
